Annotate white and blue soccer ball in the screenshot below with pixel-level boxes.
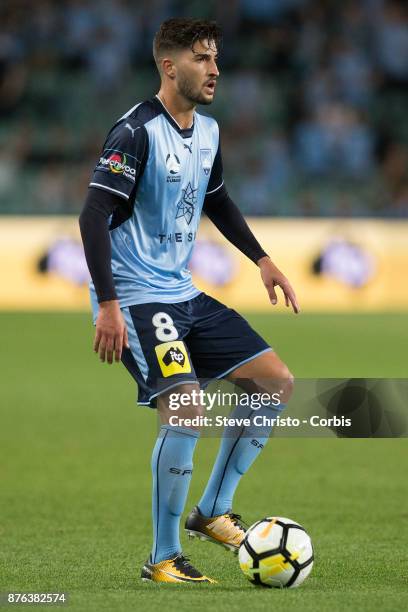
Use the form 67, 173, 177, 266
239, 516, 314, 588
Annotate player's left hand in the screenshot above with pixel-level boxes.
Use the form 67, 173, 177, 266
258, 256, 300, 314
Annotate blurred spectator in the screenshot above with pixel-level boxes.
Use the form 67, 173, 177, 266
63, 0, 98, 68
295, 104, 375, 177
0, 10, 27, 115
240, 0, 306, 23
34, 162, 69, 213
375, 0, 408, 85
238, 156, 272, 215
381, 143, 408, 215
262, 131, 293, 194
330, 38, 373, 107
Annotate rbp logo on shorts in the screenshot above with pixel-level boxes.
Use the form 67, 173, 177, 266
154, 341, 191, 377
162, 346, 185, 367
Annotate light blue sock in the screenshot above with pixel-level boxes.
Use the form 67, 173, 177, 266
198, 403, 285, 517
151, 424, 199, 563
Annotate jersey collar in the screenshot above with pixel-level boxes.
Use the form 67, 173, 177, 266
153, 95, 194, 139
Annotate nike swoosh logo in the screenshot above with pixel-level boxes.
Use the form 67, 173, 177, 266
161, 570, 208, 582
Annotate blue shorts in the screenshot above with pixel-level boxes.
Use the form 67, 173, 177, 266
121, 292, 272, 407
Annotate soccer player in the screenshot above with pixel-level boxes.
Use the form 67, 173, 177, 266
79, 18, 299, 584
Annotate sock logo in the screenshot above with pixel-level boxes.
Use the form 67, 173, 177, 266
250, 439, 264, 449
169, 467, 193, 475
155, 341, 192, 377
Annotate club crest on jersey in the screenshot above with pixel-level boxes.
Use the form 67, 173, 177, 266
155, 341, 192, 377
176, 182, 197, 226
166, 153, 181, 183
200, 149, 212, 176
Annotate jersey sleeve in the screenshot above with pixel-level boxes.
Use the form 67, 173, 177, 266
89, 119, 148, 200
206, 139, 224, 196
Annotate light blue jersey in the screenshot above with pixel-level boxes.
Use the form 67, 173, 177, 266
89, 96, 223, 318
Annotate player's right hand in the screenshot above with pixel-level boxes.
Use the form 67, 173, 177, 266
94, 300, 129, 364
258, 256, 300, 314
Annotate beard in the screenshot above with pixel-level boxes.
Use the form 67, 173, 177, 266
176, 71, 213, 105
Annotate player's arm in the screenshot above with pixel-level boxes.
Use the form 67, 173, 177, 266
79, 188, 129, 364
79, 119, 147, 363
203, 144, 299, 314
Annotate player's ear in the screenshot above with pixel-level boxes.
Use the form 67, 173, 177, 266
161, 58, 176, 80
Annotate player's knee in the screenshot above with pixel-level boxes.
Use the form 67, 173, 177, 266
257, 361, 294, 405
277, 364, 294, 403
158, 383, 205, 425
173, 383, 205, 419
186, 402, 205, 419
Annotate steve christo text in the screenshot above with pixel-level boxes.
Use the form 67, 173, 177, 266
167, 414, 352, 429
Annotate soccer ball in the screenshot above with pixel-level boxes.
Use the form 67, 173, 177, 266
239, 516, 314, 588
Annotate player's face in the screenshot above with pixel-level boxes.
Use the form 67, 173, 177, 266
175, 39, 219, 105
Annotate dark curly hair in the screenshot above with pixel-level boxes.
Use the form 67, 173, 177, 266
153, 18, 222, 69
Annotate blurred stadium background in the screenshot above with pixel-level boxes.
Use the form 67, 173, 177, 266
0, 0, 407, 311
1, 2, 407, 609
1, 0, 408, 217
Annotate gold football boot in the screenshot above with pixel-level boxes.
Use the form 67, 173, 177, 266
185, 506, 247, 553
141, 553, 216, 584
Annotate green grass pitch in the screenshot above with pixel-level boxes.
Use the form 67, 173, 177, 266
1, 312, 407, 611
